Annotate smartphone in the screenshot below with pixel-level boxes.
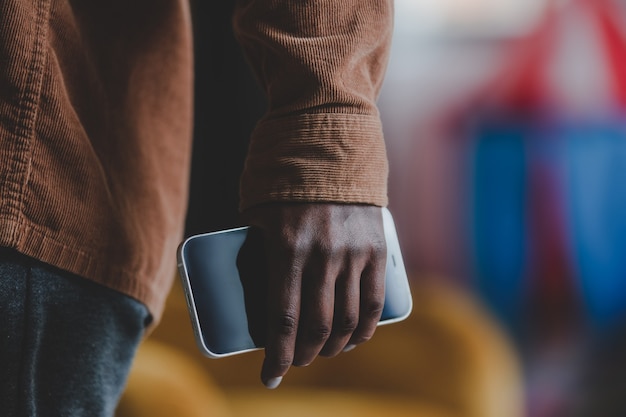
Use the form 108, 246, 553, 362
177, 207, 412, 358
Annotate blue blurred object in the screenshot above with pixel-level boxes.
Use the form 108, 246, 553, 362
468, 114, 530, 331
468, 112, 626, 332
561, 116, 626, 329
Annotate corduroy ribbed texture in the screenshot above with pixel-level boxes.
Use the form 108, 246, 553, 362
239, 113, 388, 209
0, 0, 393, 324
0, 0, 195, 324
234, 0, 393, 210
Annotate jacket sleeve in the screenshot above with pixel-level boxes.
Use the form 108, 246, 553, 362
233, 0, 393, 210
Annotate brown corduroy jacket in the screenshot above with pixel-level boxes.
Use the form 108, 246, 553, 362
0, 0, 392, 323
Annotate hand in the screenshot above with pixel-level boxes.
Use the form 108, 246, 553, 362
240, 203, 387, 389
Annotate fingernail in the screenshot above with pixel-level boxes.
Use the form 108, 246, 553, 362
264, 377, 283, 389
343, 344, 357, 352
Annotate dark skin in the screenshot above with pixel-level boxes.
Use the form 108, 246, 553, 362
242, 203, 387, 388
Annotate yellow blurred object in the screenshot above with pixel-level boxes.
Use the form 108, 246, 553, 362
117, 278, 524, 417
226, 389, 452, 417
116, 340, 231, 417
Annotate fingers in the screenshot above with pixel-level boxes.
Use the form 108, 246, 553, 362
262, 242, 386, 387
292, 262, 336, 366
321, 240, 386, 357
318, 259, 362, 357
262, 238, 341, 386
244, 203, 387, 390
348, 258, 386, 347
261, 245, 302, 388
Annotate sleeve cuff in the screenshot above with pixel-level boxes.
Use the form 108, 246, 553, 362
239, 112, 388, 211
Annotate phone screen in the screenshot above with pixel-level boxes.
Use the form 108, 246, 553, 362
179, 227, 258, 356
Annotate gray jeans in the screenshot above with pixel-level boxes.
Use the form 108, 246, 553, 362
0, 249, 150, 417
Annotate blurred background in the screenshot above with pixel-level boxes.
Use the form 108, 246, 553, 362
382, 0, 626, 415
118, 1, 626, 416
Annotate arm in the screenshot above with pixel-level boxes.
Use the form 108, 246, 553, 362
233, 0, 394, 388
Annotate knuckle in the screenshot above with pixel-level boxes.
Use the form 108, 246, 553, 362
345, 241, 366, 258
335, 314, 358, 335
277, 358, 294, 369
345, 237, 386, 261
306, 322, 332, 343
313, 240, 342, 260
291, 239, 310, 259
268, 357, 294, 371
281, 240, 306, 260
276, 231, 308, 258
371, 238, 387, 259
274, 313, 298, 336
363, 298, 384, 320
